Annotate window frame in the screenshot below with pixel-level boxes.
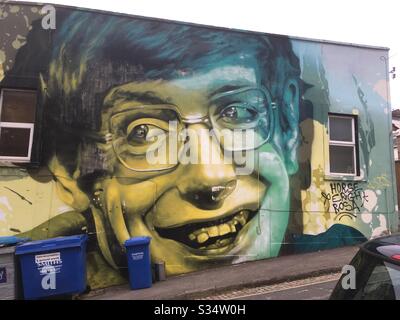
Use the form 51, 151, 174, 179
328, 113, 359, 177
0, 88, 37, 163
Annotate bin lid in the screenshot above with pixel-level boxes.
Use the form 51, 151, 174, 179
125, 236, 151, 247
0, 236, 30, 247
15, 234, 88, 255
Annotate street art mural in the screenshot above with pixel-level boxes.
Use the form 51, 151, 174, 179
0, 3, 398, 289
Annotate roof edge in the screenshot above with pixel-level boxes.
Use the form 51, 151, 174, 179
4, 0, 390, 51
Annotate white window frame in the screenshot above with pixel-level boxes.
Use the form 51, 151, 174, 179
328, 114, 358, 176
0, 88, 36, 163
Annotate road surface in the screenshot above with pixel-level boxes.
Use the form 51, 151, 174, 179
199, 273, 341, 300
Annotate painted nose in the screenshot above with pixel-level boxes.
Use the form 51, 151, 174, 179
187, 180, 237, 204
177, 124, 237, 209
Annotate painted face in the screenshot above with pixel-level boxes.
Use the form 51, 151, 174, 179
92, 61, 292, 275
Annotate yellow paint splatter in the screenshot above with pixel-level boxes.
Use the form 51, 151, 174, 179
23, 15, 30, 28
12, 35, 27, 50
9, 5, 20, 13
0, 50, 5, 64
0, 49, 4, 82
0, 9, 8, 19
0, 64, 4, 82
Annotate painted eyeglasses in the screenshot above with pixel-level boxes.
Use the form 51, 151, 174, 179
107, 86, 275, 171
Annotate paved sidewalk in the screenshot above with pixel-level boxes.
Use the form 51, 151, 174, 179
82, 245, 359, 300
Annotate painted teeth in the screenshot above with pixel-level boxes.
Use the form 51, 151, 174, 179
188, 210, 250, 243
189, 233, 196, 241
219, 224, 231, 236
234, 211, 249, 226
235, 216, 246, 226
208, 226, 219, 237
197, 233, 209, 244
206, 238, 233, 249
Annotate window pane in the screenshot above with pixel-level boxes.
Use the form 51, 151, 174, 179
0, 127, 31, 157
1, 90, 37, 123
329, 145, 355, 174
329, 117, 353, 142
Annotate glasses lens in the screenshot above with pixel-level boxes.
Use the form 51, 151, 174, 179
110, 107, 183, 171
209, 88, 273, 151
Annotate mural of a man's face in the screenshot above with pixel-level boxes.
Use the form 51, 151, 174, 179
43, 14, 300, 276
54, 63, 299, 275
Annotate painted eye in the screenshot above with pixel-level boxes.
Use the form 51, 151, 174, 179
125, 122, 167, 148
219, 104, 258, 125
221, 106, 238, 119
127, 124, 149, 143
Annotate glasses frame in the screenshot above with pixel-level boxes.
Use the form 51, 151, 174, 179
85, 86, 277, 172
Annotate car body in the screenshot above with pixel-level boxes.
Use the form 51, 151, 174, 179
330, 234, 400, 300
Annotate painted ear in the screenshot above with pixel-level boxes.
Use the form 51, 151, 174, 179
48, 156, 91, 212
281, 78, 300, 175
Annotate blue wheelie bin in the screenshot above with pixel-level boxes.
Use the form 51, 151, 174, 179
124, 237, 152, 290
15, 234, 88, 299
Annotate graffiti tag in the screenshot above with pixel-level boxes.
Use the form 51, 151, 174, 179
321, 182, 368, 220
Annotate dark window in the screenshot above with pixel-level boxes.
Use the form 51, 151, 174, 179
328, 114, 358, 175
0, 89, 37, 162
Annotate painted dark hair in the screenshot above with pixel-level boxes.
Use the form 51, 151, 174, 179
46, 11, 301, 131
2, 9, 303, 176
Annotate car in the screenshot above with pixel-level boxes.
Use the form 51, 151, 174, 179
330, 233, 400, 300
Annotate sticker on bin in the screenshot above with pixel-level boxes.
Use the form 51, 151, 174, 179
131, 252, 144, 260
0, 267, 6, 283
35, 252, 63, 267
35, 252, 63, 290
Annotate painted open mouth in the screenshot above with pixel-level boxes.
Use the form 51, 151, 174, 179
155, 210, 257, 250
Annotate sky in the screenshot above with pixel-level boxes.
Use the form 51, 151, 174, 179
11, 0, 400, 109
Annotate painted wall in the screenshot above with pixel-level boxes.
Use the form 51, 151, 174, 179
0, 2, 397, 289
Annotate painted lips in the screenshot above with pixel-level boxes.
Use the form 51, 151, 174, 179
155, 210, 256, 250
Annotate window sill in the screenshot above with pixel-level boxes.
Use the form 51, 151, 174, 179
324, 174, 367, 182
0, 160, 40, 169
